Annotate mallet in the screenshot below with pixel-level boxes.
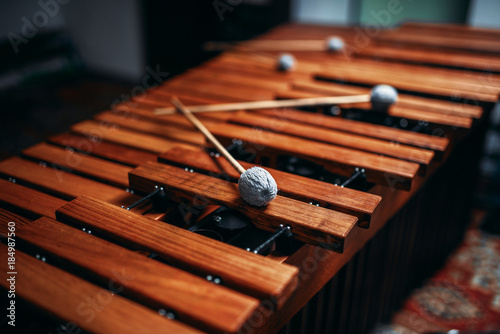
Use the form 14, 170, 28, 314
204, 36, 345, 52
156, 85, 398, 115
171, 97, 278, 207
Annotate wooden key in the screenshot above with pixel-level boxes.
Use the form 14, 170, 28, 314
49, 132, 158, 167
0, 157, 137, 207
277, 89, 474, 129
0, 207, 32, 236
56, 196, 299, 308
0, 178, 66, 219
129, 161, 358, 250
228, 112, 435, 167
255, 109, 449, 155
71, 120, 197, 154
18, 217, 259, 334
202, 122, 419, 190
159, 146, 381, 228
94, 111, 206, 146
0, 244, 200, 334
23, 142, 132, 189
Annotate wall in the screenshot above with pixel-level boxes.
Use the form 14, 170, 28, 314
62, 0, 145, 81
291, 0, 358, 25
468, 0, 500, 28
0, 0, 145, 82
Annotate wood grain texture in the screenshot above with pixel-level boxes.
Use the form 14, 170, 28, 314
18, 217, 259, 334
94, 111, 206, 146
129, 162, 358, 250
0, 244, 201, 334
291, 80, 483, 119
355, 45, 500, 73
56, 195, 299, 309
376, 29, 500, 54
255, 108, 449, 153
228, 112, 434, 166
316, 67, 498, 103
0, 157, 136, 207
22, 142, 131, 188
159, 146, 381, 227
0, 178, 66, 219
48, 132, 157, 167
0, 207, 32, 236
277, 89, 474, 129
203, 122, 419, 190
71, 120, 197, 154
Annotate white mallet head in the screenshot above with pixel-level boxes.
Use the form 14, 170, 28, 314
326, 36, 344, 52
238, 167, 278, 206
370, 85, 398, 111
277, 53, 296, 72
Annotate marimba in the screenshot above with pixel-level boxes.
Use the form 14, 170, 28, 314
1, 22, 500, 334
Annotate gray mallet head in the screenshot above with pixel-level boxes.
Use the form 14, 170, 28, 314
326, 36, 344, 52
238, 167, 278, 207
277, 53, 296, 72
370, 85, 398, 111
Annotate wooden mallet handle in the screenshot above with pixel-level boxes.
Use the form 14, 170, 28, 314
204, 40, 328, 51
156, 94, 371, 115
171, 97, 246, 175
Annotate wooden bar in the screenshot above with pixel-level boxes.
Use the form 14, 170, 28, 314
204, 122, 419, 190
71, 120, 197, 154
0, 244, 200, 334
0, 207, 32, 236
291, 80, 483, 119
276, 89, 474, 129
228, 112, 435, 167
56, 195, 299, 308
159, 146, 381, 228
355, 45, 500, 73
129, 162, 358, 250
255, 109, 449, 154
376, 29, 500, 54
0, 157, 137, 207
48, 132, 157, 167
22, 143, 132, 189
94, 111, 206, 146
17, 217, 259, 334
0, 178, 66, 219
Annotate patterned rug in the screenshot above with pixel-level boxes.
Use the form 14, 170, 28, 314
375, 215, 500, 333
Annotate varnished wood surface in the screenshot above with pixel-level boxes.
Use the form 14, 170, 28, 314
254, 108, 449, 154
0, 179, 66, 219
376, 28, 500, 54
22, 142, 132, 189
227, 112, 435, 166
0, 157, 137, 207
56, 196, 299, 309
17, 217, 259, 334
290, 80, 483, 119
0, 244, 201, 334
129, 162, 358, 250
160, 146, 381, 227
0, 207, 31, 236
277, 89, 474, 129
48, 132, 158, 167
71, 120, 196, 155
204, 122, 419, 190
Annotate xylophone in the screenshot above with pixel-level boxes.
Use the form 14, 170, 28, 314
1, 22, 500, 334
